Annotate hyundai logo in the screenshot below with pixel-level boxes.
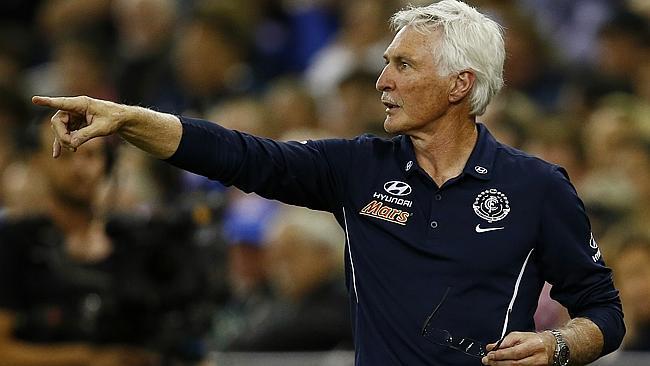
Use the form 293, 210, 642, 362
384, 181, 412, 196
474, 166, 488, 174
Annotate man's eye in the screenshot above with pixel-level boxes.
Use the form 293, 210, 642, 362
399, 62, 409, 70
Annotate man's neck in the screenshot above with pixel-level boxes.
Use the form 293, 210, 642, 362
409, 114, 478, 187
46, 196, 111, 263
47, 196, 93, 236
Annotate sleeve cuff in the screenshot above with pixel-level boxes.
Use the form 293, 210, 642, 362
575, 307, 626, 356
163, 116, 244, 182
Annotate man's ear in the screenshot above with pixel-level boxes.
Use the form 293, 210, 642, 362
449, 70, 475, 103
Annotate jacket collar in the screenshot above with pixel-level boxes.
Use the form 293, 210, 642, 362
396, 123, 498, 181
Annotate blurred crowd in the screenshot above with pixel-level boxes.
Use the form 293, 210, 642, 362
0, 0, 648, 365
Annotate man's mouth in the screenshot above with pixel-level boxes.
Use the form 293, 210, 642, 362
382, 100, 401, 111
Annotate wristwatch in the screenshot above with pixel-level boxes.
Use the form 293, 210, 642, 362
549, 329, 570, 366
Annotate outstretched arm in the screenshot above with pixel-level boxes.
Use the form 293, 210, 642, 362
32, 96, 182, 159
33, 95, 353, 212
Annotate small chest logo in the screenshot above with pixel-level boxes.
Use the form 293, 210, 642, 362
473, 189, 510, 223
475, 166, 488, 174
384, 181, 412, 196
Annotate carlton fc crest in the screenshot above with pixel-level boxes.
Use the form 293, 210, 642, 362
473, 189, 510, 223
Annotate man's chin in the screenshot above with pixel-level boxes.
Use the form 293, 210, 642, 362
53, 186, 95, 209
383, 118, 404, 135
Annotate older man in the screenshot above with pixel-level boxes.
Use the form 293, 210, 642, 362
33, 1, 624, 365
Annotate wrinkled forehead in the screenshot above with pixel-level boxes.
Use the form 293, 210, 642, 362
384, 25, 443, 58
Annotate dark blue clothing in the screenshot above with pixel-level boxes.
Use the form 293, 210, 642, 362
166, 117, 624, 365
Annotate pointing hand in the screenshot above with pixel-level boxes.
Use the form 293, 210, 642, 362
32, 95, 127, 158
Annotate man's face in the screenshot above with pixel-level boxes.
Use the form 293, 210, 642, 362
174, 22, 236, 95
376, 26, 454, 135
39, 123, 107, 208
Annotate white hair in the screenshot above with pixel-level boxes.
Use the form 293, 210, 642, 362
390, 0, 505, 116
268, 206, 344, 252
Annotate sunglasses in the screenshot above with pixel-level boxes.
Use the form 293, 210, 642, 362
421, 287, 507, 358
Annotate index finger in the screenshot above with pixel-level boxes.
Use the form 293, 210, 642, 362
486, 334, 542, 361
487, 333, 518, 351
32, 96, 88, 114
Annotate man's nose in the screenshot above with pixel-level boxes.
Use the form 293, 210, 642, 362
376, 66, 394, 92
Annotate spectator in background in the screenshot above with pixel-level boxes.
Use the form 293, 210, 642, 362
499, 10, 566, 112
573, 10, 650, 110
0, 25, 32, 89
25, 32, 116, 101
247, 0, 338, 81
206, 96, 271, 137
0, 113, 221, 365
112, 0, 184, 113
627, 0, 650, 18
319, 70, 387, 138
635, 59, 650, 104
612, 234, 650, 351
523, 117, 586, 190
0, 0, 43, 27
201, 95, 278, 352
35, 0, 112, 45
515, 0, 619, 65
305, 0, 396, 98
100, 143, 172, 216
0, 114, 157, 365
579, 95, 645, 236
262, 77, 320, 136
201, 94, 333, 351
211, 194, 277, 351
173, 9, 253, 115
27, 0, 115, 96
480, 89, 537, 150
223, 206, 352, 351
0, 90, 43, 219
614, 135, 650, 233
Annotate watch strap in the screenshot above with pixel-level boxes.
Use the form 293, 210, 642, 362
549, 329, 569, 366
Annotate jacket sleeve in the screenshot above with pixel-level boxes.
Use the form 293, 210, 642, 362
164, 117, 352, 213
535, 166, 625, 356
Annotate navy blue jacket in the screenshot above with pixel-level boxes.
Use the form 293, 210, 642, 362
167, 117, 624, 365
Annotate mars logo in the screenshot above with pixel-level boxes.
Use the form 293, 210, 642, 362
360, 200, 411, 226
473, 189, 510, 223
384, 181, 412, 196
